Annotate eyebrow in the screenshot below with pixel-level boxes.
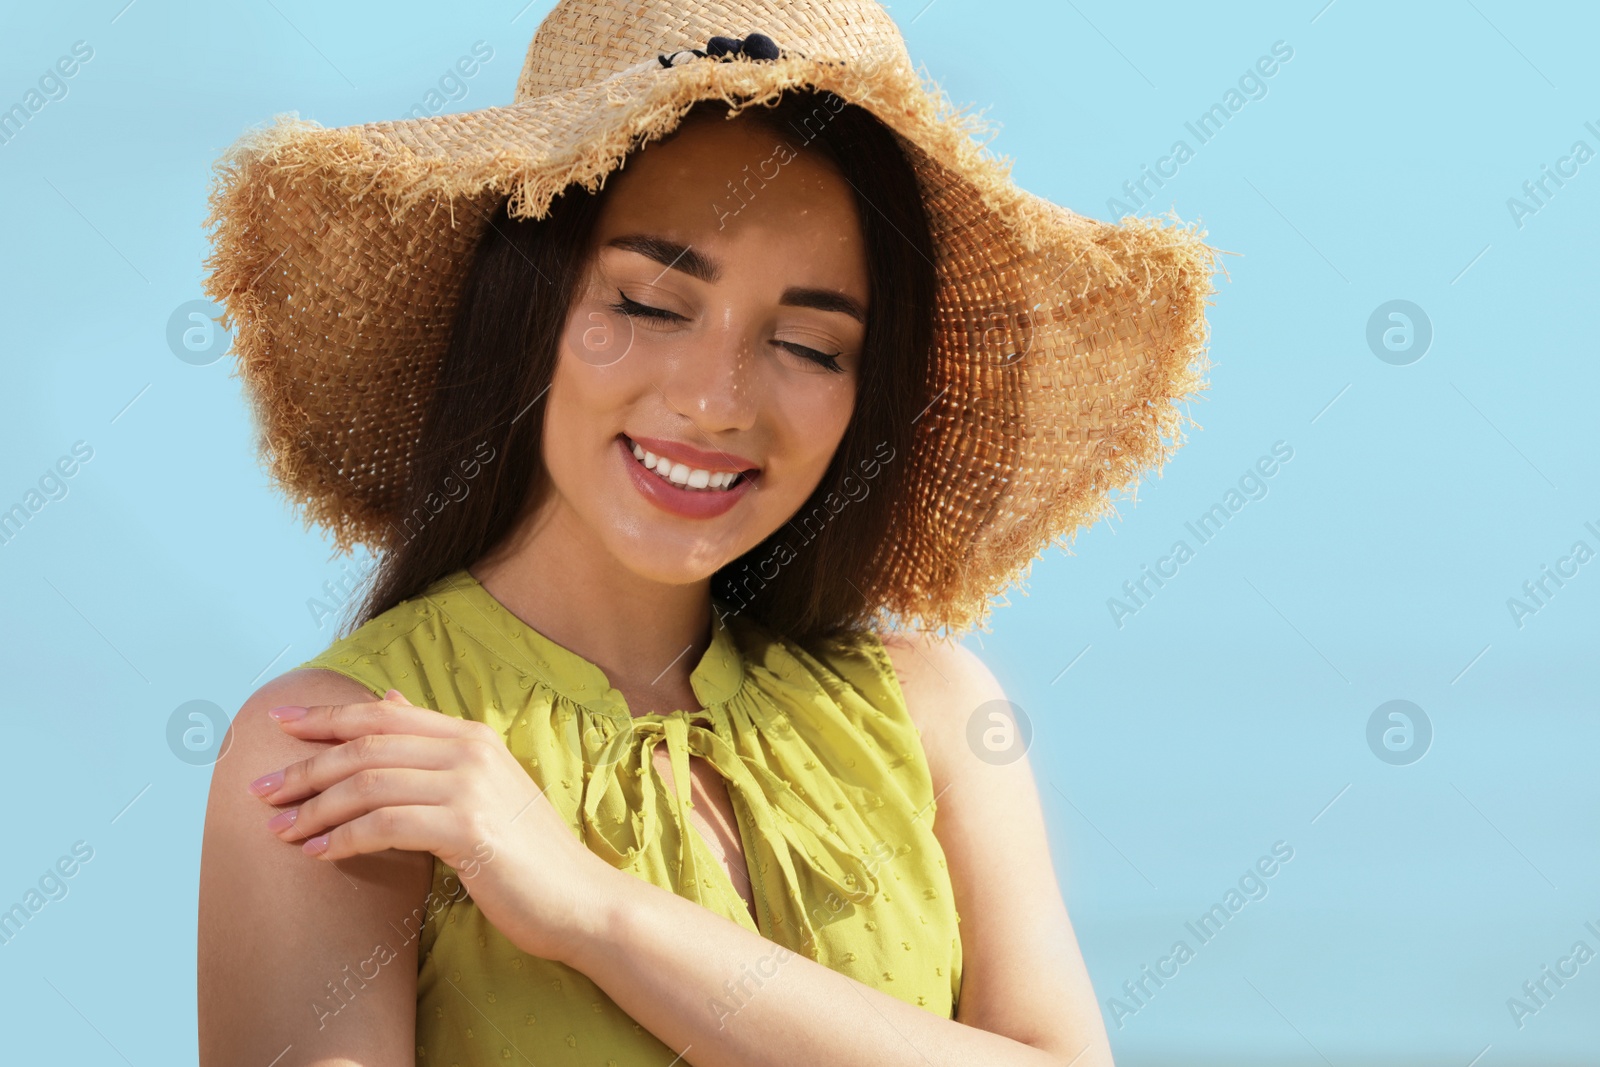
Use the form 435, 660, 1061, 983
604, 233, 867, 325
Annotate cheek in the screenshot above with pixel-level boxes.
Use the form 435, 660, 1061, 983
771, 374, 856, 474
563, 301, 639, 370
550, 304, 653, 417
541, 330, 634, 475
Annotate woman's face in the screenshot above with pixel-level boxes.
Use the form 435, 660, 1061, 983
538, 112, 870, 587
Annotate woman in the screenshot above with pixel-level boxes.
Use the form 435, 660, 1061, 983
197, 4, 1216, 1065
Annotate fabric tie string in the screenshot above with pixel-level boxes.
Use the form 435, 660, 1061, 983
578, 711, 881, 956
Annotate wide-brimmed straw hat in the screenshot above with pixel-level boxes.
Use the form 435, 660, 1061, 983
201, 0, 1222, 637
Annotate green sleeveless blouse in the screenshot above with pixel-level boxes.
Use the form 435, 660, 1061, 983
294, 568, 963, 1065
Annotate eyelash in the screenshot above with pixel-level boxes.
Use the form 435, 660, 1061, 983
605, 292, 845, 374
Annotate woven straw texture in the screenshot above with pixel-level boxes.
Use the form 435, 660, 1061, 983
201, 0, 1222, 636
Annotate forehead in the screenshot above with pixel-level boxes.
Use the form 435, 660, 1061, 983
591, 116, 866, 275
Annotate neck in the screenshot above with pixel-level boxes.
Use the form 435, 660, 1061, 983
466, 504, 715, 714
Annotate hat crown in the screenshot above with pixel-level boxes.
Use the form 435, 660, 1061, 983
514, 0, 912, 101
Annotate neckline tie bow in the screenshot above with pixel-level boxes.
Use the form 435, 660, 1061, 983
577, 710, 881, 959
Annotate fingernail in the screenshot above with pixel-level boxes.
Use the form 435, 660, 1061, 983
268, 705, 308, 722
303, 834, 330, 855
266, 808, 298, 833
248, 770, 284, 796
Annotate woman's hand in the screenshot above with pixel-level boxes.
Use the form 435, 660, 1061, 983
246, 690, 619, 965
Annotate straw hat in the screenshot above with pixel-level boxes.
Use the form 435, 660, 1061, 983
201, 0, 1221, 637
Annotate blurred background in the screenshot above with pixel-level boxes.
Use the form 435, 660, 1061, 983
1, 0, 1595, 1063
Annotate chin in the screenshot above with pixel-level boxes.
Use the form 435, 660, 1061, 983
612, 544, 734, 588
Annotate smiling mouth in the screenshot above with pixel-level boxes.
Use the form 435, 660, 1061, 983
620, 434, 760, 492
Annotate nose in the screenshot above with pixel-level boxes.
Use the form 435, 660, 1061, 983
658, 314, 759, 435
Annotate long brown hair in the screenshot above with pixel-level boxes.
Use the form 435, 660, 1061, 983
344, 88, 937, 644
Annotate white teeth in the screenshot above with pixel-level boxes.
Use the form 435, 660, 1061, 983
628, 439, 742, 492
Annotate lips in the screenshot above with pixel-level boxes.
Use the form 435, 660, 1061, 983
626, 436, 745, 491
623, 433, 761, 477
616, 435, 757, 520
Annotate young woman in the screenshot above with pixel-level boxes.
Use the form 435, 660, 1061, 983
197, 4, 1216, 1065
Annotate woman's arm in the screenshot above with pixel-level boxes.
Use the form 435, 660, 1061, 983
197, 669, 434, 1066
549, 632, 1111, 1067
884, 631, 1115, 1065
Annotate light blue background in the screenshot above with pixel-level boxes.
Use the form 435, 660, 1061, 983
2, 1, 1595, 1063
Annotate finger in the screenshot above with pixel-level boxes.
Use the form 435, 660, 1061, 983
271, 766, 450, 844
262, 732, 464, 805
384, 688, 413, 706
273, 698, 480, 743
302, 804, 458, 862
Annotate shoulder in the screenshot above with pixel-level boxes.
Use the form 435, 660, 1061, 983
204, 666, 434, 890
299, 593, 437, 674
293, 587, 455, 710
766, 623, 1010, 807
877, 630, 1004, 713
877, 630, 1009, 794
198, 667, 434, 1060
220, 666, 397, 768
730, 618, 959, 810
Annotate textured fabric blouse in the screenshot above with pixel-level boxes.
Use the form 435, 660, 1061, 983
294, 568, 963, 1065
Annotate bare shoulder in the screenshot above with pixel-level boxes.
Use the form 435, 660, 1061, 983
877, 630, 1114, 1063
198, 667, 434, 1065
877, 630, 1011, 791
878, 628, 998, 699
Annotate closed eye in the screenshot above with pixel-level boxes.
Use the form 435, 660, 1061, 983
776, 341, 844, 374
606, 291, 846, 374
607, 292, 680, 323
